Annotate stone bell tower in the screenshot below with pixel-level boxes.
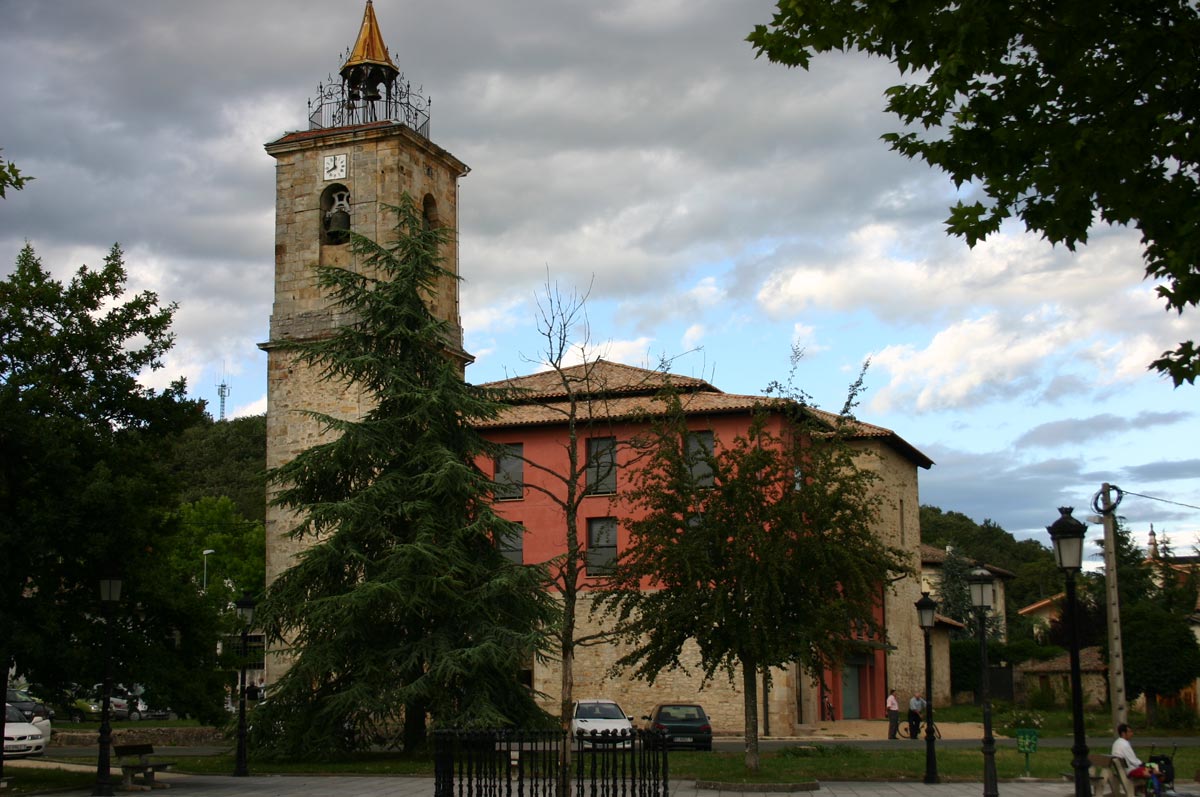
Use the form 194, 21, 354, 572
260, 1, 470, 675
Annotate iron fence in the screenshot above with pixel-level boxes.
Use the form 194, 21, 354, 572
433, 728, 668, 797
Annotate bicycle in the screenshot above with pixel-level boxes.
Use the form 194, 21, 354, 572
899, 720, 941, 739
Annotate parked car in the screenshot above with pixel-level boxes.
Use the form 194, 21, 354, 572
571, 699, 633, 748
6, 688, 53, 722
3, 704, 46, 758
55, 693, 129, 722
128, 699, 176, 722
6, 691, 52, 741
641, 703, 713, 750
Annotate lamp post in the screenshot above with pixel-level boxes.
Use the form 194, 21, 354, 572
915, 591, 939, 784
968, 566, 998, 797
202, 549, 215, 591
1049, 507, 1091, 797
93, 577, 122, 797
234, 591, 256, 777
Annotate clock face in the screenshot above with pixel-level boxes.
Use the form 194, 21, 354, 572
323, 154, 347, 180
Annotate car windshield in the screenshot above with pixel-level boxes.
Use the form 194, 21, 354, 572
7, 689, 30, 702
6, 704, 26, 723
658, 705, 704, 720
577, 702, 625, 720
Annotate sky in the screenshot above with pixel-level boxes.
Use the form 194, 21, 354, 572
2, 0, 1197, 558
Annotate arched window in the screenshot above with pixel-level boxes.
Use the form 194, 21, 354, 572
320, 184, 352, 245
422, 193, 439, 231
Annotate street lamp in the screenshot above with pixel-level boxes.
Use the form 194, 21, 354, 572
915, 591, 939, 784
1049, 507, 1091, 797
202, 549, 215, 591
968, 566, 998, 797
234, 591, 257, 777
93, 577, 122, 797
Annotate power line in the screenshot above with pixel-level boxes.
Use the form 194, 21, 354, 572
1118, 489, 1200, 513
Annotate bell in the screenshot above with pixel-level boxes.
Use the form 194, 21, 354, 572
328, 209, 350, 233
363, 84, 382, 102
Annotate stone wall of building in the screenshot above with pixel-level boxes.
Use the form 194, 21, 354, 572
262, 122, 467, 682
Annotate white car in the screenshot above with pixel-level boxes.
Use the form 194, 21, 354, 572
4, 704, 47, 758
571, 699, 633, 748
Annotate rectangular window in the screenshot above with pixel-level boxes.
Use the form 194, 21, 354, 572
498, 522, 524, 565
688, 430, 714, 488
586, 517, 618, 576
494, 443, 524, 500
585, 436, 617, 495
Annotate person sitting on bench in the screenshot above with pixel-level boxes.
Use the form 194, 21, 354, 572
1111, 723, 1161, 797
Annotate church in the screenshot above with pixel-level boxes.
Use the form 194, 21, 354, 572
261, 1, 946, 735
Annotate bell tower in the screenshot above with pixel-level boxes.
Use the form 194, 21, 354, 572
260, 1, 470, 665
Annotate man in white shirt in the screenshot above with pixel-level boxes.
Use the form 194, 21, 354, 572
1112, 723, 1159, 795
886, 689, 899, 739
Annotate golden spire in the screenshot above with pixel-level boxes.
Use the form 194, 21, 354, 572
342, 0, 397, 73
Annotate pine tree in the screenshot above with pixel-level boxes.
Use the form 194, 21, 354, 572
255, 197, 557, 758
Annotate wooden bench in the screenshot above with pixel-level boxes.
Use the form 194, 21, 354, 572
1087, 754, 1149, 797
113, 743, 175, 791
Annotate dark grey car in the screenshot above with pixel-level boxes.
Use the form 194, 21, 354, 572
642, 703, 713, 751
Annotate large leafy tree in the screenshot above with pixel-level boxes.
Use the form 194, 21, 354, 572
254, 197, 557, 759
749, 1, 1200, 385
0, 243, 212, 770
598, 380, 908, 772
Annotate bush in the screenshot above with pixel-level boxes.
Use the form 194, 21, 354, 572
1001, 707, 1045, 733
1027, 686, 1058, 711
1156, 703, 1198, 730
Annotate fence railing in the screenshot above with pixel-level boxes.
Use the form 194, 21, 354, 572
433, 728, 668, 797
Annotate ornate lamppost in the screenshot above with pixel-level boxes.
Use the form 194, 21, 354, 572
968, 566, 998, 797
916, 591, 939, 784
93, 577, 122, 797
1049, 507, 1091, 797
234, 591, 257, 777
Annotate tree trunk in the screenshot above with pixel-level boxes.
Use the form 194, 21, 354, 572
1145, 691, 1158, 727
741, 654, 760, 772
558, 587, 577, 797
402, 698, 428, 752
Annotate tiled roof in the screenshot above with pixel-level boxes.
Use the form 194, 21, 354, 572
475, 360, 934, 469
919, 543, 1016, 579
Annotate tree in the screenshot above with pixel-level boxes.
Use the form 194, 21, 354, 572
172, 414, 267, 524
749, 1, 1200, 385
0, 243, 208, 773
254, 197, 557, 758
597, 373, 909, 772
0, 148, 31, 198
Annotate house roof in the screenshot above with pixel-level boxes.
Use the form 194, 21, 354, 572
1019, 646, 1105, 674
475, 360, 934, 469
1017, 593, 1065, 617
919, 543, 1016, 579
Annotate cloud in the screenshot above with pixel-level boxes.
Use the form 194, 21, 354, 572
1014, 411, 1191, 449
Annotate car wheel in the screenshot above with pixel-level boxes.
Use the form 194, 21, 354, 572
128, 710, 141, 721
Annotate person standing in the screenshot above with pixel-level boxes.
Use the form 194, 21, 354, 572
886, 688, 900, 739
908, 692, 926, 739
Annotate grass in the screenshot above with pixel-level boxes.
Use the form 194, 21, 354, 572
25, 705, 1198, 788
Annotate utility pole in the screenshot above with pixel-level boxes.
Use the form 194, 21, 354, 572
1097, 483, 1127, 730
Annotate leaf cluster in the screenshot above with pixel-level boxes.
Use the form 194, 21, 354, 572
256, 197, 557, 757
0, 243, 217, 718
749, 0, 1200, 384
597, 388, 910, 686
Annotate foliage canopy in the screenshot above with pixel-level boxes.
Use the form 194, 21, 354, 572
255, 197, 557, 758
749, 0, 1200, 384
0, 243, 225, 727
598, 379, 909, 770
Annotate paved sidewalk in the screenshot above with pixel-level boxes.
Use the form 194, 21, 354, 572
47, 773, 1086, 797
